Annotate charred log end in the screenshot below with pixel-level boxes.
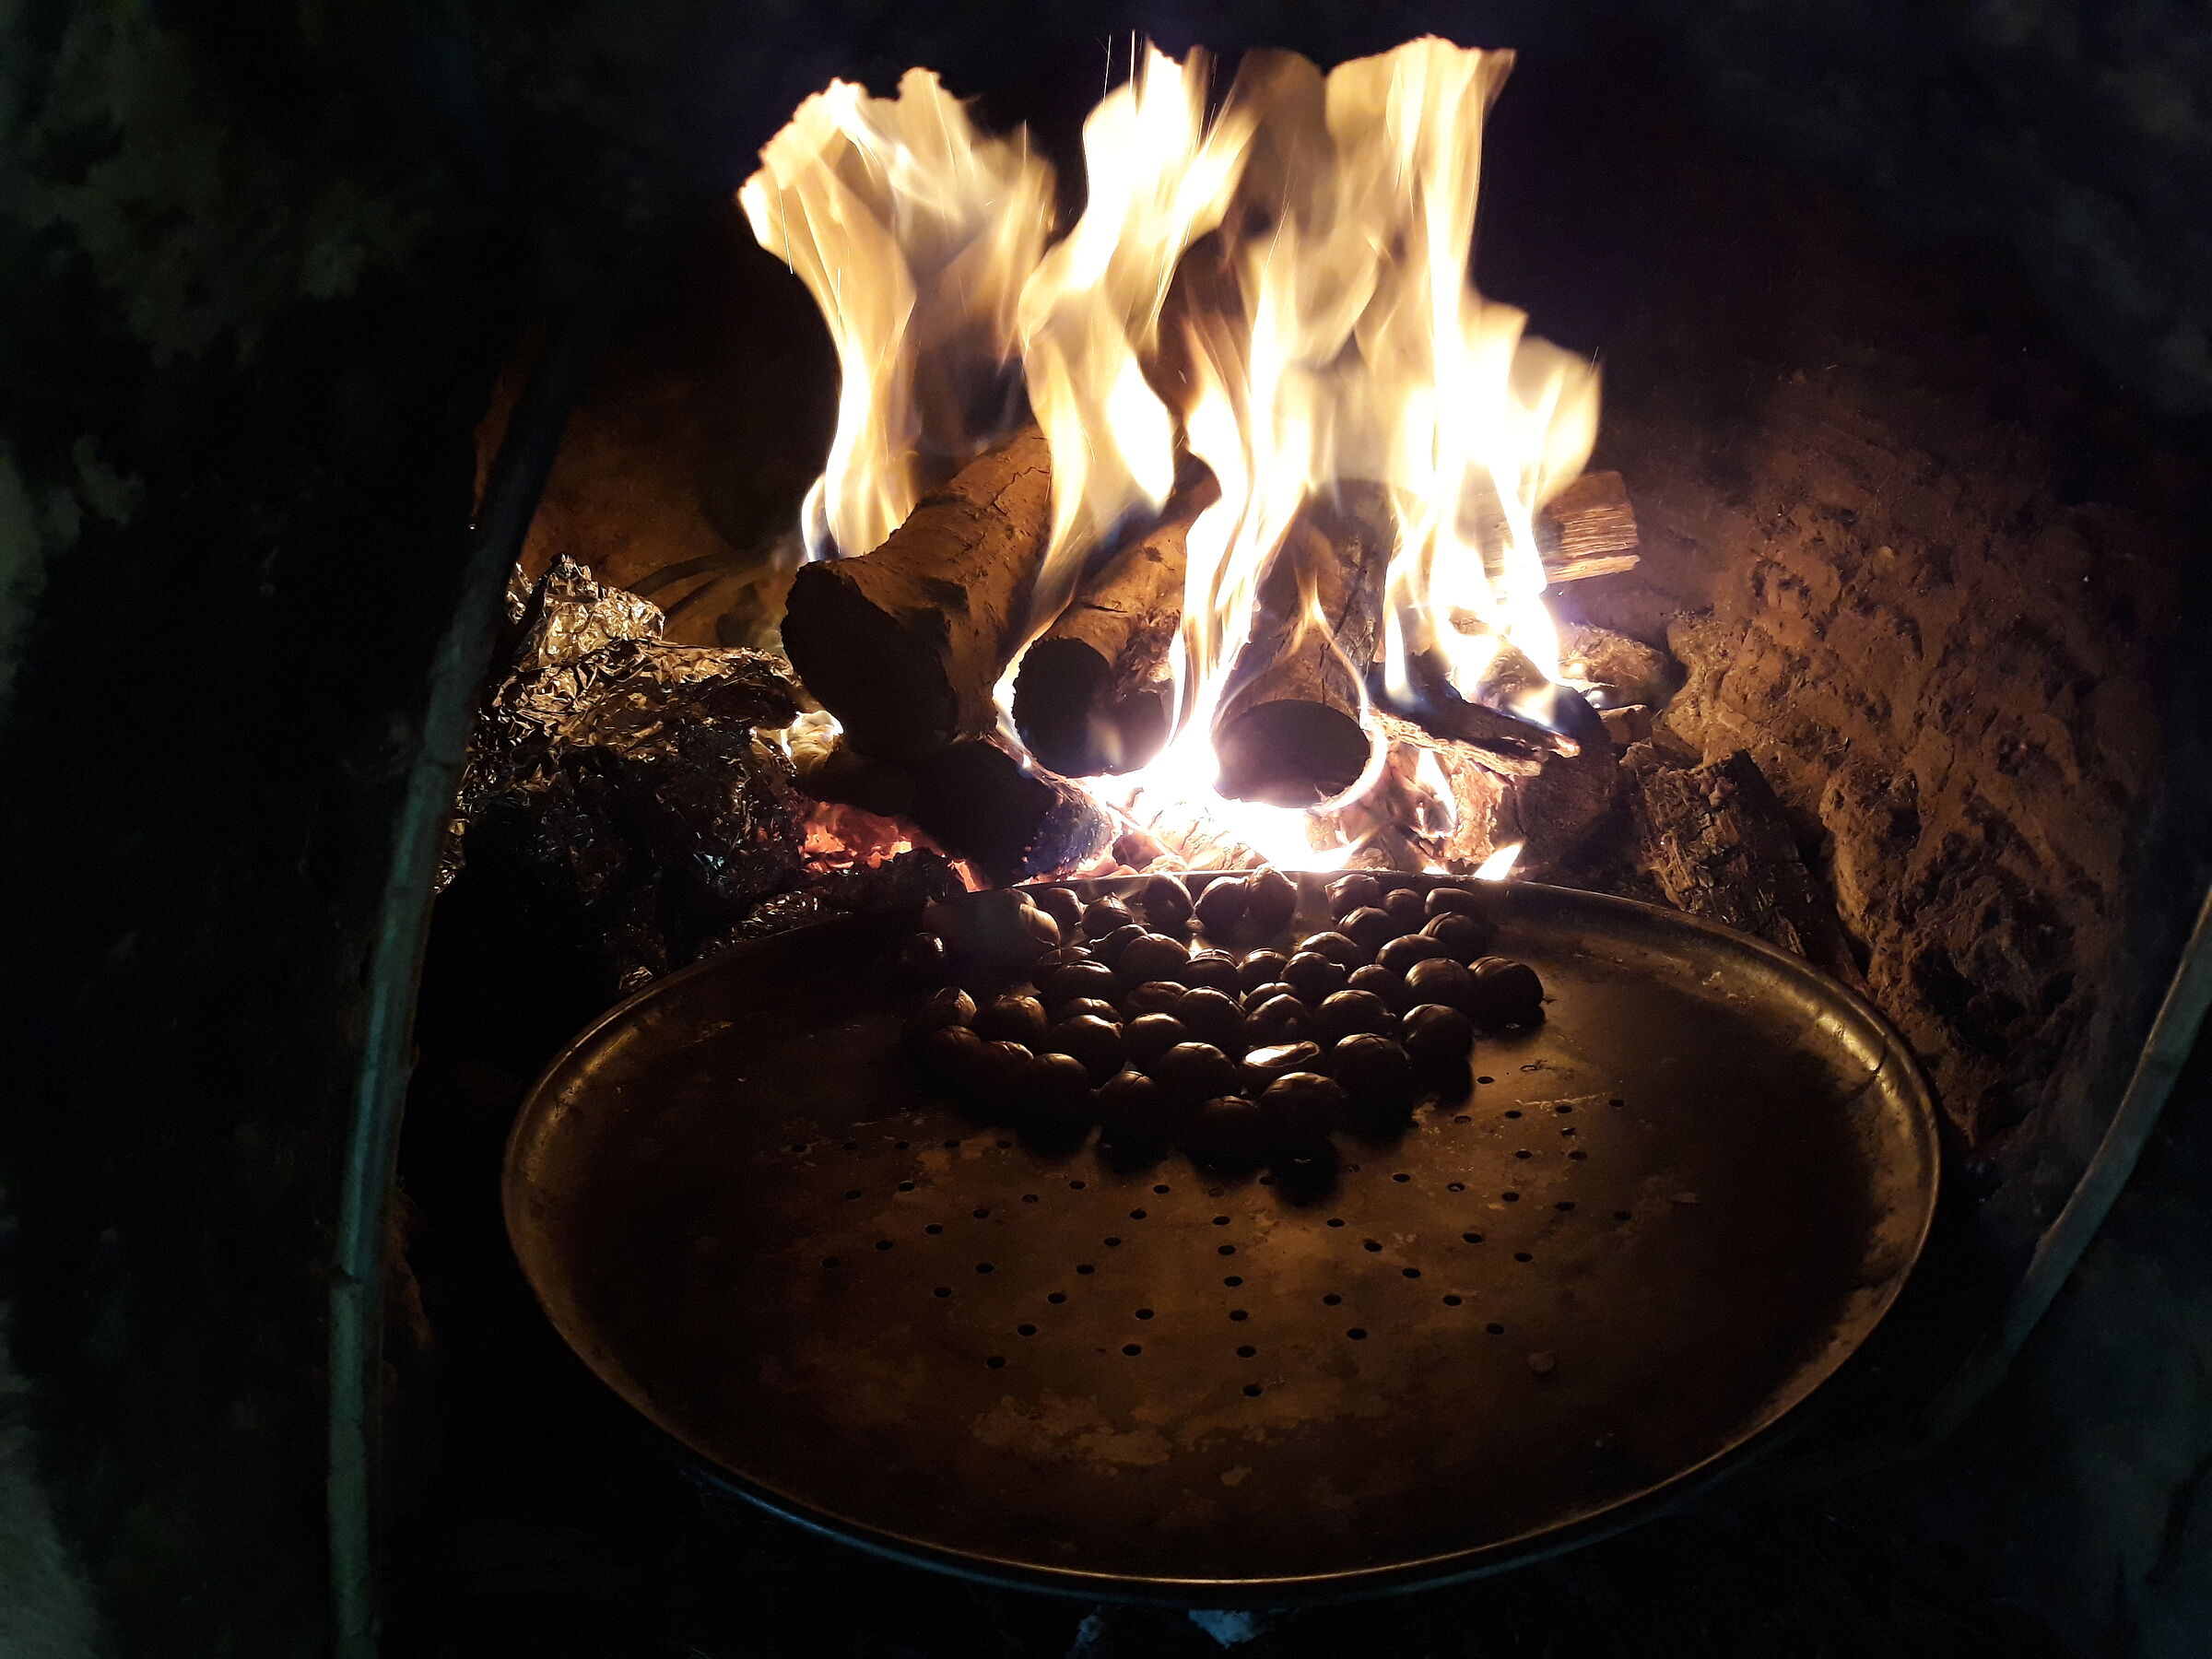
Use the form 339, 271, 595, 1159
910, 738, 1116, 886
1214, 700, 1370, 808
1012, 637, 1170, 778
780, 558, 957, 760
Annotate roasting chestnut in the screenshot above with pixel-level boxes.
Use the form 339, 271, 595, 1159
1241, 1040, 1323, 1093
1468, 957, 1546, 1027
1347, 963, 1410, 1013
1029, 886, 1086, 935
1120, 979, 1187, 1018
905, 985, 975, 1041
1088, 923, 1146, 967
976, 1040, 1037, 1115
1282, 950, 1349, 1004
1401, 1003, 1476, 1069
1423, 911, 1490, 963
1241, 980, 1296, 1014
1328, 1032, 1415, 1113
975, 993, 1049, 1047
1181, 950, 1243, 994
1259, 1071, 1349, 1147
1193, 877, 1249, 936
1038, 958, 1118, 1005
1173, 987, 1244, 1049
1313, 988, 1394, 1045
1124, 1012, 1191, 1070
1403, 955, 1477, 1015
1053, 996, 1120, 1025
1082, 894, 1136, 938
1151, 1041, 1241, 1104
1027, 1053, 1096, 1146
1140, 873, 1194, 929
926, 890, 1058, 971
1119, 932, 1191, 984
1337, 906, 1400, 954
1296, 930, 1367, 970
1425, 884, 1497, 924
897, 931, 948, 982
1238, 948, 1290, 991
1376, 932, 1453, 975
1382, 887, 1428, 929
1183, 1095, 1265, 1171
1028, 1050, 1095, 1112
921, 1023, 986, 1088
1242, 866, 1298, 935
1048, 1014, 1126, 1079
1096, 1068, 1172, 1147
1325, 872, 1382, 916
1243, 993, 1310, 1046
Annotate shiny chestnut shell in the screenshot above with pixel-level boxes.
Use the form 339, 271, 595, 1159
974, 994, 1049, 1046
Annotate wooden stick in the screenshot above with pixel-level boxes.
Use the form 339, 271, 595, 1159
907, 735, 1118, 886
779, 426, 1052, 759
1008, 478, 1214, 777
1210, 500, 1390, 806
1625, 746, 1858, 983
1529, 470, 1640, 583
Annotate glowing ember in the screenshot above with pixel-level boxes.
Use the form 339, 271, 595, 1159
746, 38, 1603, 877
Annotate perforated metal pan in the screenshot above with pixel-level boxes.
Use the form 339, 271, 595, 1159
503, 876, 1937, 1602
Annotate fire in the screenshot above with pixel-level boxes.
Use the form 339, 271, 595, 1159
747, 39, 1600, 876
738, 69, 1053, 561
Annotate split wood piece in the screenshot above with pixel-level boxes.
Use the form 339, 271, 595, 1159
779, 426, 1053, 760
1625, 745, 1859, 984
1009, 476, 1218, 778
1527, 470, 1641, 584
1211, 498, 1392, 807
907, 735, 1118, 888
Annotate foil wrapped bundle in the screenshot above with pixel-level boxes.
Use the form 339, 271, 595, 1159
448, 556, 959, 991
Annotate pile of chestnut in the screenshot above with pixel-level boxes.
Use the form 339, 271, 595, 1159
901, 868, 1546, 1176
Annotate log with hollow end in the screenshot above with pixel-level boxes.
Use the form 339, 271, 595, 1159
780, 425, 1052, 760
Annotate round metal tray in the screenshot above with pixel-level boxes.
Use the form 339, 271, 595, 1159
504, 876, 1937, 1602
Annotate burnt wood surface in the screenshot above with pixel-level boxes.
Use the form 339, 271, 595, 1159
781, 427, 1052, 759
1626, 746, 1859, 985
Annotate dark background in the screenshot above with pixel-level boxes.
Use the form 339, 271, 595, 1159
1, 3, 2206, 1654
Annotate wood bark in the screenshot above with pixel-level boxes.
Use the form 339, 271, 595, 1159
1008, 480, 1214, 777
1530, 470, 1641, 583
1625, 745, 1859, 983
779, 426, 1053, 759
1211, 500, 1391, 806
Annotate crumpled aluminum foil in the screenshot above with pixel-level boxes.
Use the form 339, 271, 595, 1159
447, 556, 959, 992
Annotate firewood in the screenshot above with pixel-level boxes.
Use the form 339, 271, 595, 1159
1014, 471, 1638, 782
1009, 478, 1215, 777
906, 735, 1117, 886
1211, 500, 1391, 806
1625, 746, 1858, 983
1528, 470, 1640, 583
780, 426, 1053, 759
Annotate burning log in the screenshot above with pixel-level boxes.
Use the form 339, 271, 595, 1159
1008, 479, 1214, 778
1012, 471, 1639, 784
780, 425, 1053, 759
1211, 502, 1392, 806
907, 736, 1117, 887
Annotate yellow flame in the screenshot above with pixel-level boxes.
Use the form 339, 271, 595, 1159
1474, 840, 1524, 881
1011, 45, 1256, 638
739, 69, 1055, 559
753, 40, 1601, 876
